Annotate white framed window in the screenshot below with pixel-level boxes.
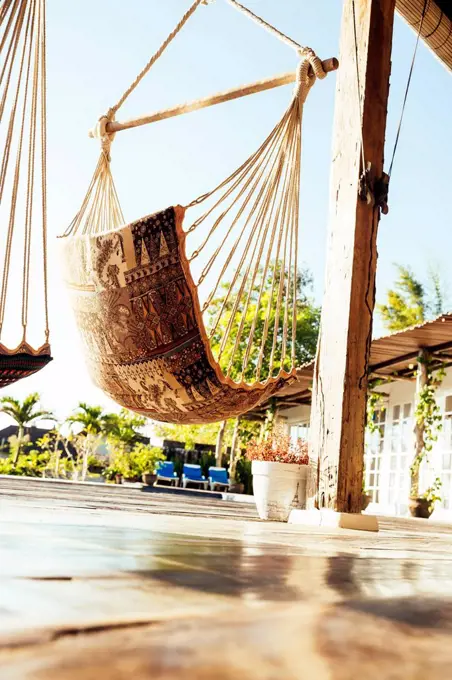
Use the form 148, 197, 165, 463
364, 407, 386, 503
437, 395, 452, 510
387, 402, 412, 514
290, 422, 309, 444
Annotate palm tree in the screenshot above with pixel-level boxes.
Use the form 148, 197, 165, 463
66, 403, 105, 435
66, 404, 147, 481
0, 393, 54, 465
66, 404, 107, 481
102, 409, 146, 446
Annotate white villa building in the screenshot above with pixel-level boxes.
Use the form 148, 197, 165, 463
250, 315, 452, 519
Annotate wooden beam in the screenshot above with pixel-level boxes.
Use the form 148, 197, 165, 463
370, 340, 452, 372
308, 0, 396, 513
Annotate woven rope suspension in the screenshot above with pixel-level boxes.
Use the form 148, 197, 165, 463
61, 0, 335, 423
0, 0, 52, 388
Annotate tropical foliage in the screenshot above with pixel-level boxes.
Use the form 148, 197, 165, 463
106, 443, 165, 481
0, 393, 54, 464
208, 265, 320, 382
154, 419, 261, 451
378, 264, 448, 332
0, 395, 154, 481
0, 450, 51, 477
66, 405, 147, 481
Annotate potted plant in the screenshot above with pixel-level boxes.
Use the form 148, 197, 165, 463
104, 466, 123, 484
107, 443, 165, 485
246, 427, 309, 522
409, 477, 442, 519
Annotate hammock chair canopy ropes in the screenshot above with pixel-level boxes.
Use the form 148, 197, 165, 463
0, 0, 51, 388
61, 0, 338, 424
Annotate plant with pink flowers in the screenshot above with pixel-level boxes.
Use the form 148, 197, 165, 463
246, 426, 309, 465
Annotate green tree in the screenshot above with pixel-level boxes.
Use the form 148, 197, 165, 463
102, 409, 146, 446
103, 410, 147, 480
208, 265, 320, 382
154, 419, 260, 451
154, 421, 226, 450
377, 265, 426, 332
66, 404, 107, 481
66, 403, 105, 436
0, 393, 54, 465
428, 265, 447, 317
66, 405, 146, 481
378, 264, 448, 332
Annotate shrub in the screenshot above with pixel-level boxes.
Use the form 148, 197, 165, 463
131, 444, 165, 477
107, 444, 165, 480
0, 450, 50, 477
87, 454, 107, 474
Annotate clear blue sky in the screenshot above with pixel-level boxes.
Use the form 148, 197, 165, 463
1, 0, 451, 423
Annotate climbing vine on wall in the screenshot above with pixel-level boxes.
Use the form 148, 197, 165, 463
411, 361, 445, 479
366, 379, 387, 434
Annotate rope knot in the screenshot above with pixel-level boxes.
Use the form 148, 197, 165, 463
294, 48, 327, 101
91, 112, 116, 160
298, 47, 327, 80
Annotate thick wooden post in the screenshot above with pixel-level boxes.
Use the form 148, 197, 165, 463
309, 0, 396, 513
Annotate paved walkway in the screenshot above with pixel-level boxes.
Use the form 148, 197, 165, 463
1, 479, 452, 678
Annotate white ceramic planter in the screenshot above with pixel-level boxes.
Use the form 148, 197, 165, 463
252, 460, 308, 522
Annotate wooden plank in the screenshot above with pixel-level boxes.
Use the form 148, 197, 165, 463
2, 596, 452, 679
309, 0, 396, 512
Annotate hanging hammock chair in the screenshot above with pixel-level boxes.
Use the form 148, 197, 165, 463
0, 0, 51, 388
61, 0, 336, 424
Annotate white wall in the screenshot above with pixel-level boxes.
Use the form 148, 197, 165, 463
284, 404, 311, 425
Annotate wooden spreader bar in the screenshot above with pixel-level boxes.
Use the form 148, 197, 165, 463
89, 58, 338, 138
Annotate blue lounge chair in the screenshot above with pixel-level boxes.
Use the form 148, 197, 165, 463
156, 461, 179, 486
182, 464, 208, 490
208, 467, 230, 491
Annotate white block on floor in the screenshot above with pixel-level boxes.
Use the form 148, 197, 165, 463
288, 508, 379, 532
221, 493, 256, 504
288, 509, 322, 526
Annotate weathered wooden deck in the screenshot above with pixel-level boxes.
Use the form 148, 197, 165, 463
1, 478, 452, 678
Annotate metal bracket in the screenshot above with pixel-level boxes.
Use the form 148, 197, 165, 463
374, 172, 389, 215
358, 163, 389, 215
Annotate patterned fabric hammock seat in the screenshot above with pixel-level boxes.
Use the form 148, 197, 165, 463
0, 0, 52, 387
61, 0, 334, 424
0, 343, 52, 389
